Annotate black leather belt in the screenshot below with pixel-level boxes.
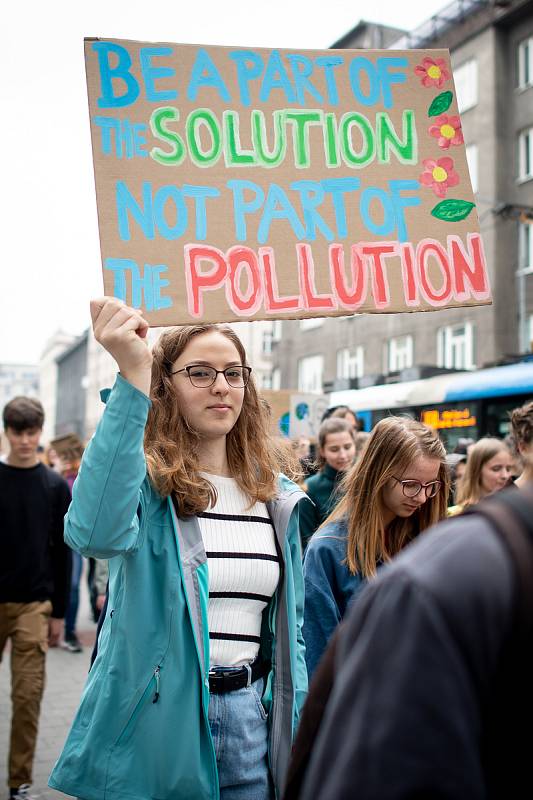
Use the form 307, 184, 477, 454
208, 658, 271, 694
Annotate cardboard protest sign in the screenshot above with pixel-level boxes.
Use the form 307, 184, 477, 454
84, 39, 491, 326
260, 389, 293, 436
290, 394, 329, 439
260, 390, 329, 438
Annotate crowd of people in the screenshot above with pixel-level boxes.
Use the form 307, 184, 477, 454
1, 298, 533, 800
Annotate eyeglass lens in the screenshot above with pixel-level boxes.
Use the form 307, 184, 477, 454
401, 480, 440, 498
188, 366, 248, 387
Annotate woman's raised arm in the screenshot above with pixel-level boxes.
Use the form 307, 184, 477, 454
64, 299, 154, 558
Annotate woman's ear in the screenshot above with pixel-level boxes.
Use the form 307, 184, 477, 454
517, 440, 529, 458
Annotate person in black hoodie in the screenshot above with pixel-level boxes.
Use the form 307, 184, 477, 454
0, 397, 71, 800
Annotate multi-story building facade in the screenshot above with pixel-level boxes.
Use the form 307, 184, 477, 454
229, 321, 275, 389
273, 0, 533, 393
0, 362, 39, 449
55, 331, 89, 440
39, 330, 78, 443
0, 362, 40, 455
0, 363, 39, 414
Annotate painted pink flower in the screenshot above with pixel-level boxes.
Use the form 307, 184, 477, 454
420, 157, 460, 198
429, 114, 464, 149
414, 57, 451, 88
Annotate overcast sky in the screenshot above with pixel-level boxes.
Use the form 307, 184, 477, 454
2, 0, 451, 364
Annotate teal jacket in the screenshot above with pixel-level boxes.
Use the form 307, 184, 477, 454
48, 375, 308, 800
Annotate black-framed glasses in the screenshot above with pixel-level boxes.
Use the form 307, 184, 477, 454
392, 477, 442, 499
171, 364, 252, 388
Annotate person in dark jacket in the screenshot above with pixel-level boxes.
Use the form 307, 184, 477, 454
0, 397, 71, 800
303, 416, 449, 678
288, 485, 533, 800
299, 418, 356, 549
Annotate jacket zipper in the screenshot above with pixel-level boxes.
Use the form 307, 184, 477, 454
153, 666, 160, 703
115, 665, 162, 746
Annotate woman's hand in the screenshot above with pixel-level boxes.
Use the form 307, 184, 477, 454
90, 298, 153, 396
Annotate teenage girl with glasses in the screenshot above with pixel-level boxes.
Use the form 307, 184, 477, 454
49, 298, 307, 800
302, 416, 449, 678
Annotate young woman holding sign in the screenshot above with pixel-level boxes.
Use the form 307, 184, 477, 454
49, 298, 307, 800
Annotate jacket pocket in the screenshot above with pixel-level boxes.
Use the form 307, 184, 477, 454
249, 678, 268, 722
114, 665, 162, 747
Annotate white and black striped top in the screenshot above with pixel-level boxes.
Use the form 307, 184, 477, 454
198, 472, 280, 667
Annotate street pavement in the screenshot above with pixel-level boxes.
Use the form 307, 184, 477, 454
0, 578, 97, 800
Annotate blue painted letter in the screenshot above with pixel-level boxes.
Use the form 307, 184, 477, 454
93, 42, 139, 108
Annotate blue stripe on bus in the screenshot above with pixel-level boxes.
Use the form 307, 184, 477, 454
444, 362, 533, 402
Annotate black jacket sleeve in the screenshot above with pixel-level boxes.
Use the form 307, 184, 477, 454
301, 517, 515, 800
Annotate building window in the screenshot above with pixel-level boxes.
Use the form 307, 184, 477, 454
465, 144, 478, 193
262, 329, 273, 355
270, 367, 281, 391
271, 321, 283, 342
454, 59, 478, 113
519, 221, 533, 271
337, 346, 364, 379
300, 317, 324, 331
386, 336, 413, 373
261, 373, 272, 390
297, 355, 324, 393
518, 36, 533, 89
437, 323, 475, 370
529, 315, 533, 351
519, 128, 533, 181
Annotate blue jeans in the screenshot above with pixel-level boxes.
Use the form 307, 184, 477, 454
208, 676, 273, 800
65, 550, 83, 638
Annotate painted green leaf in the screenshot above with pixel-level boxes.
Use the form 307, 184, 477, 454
428, 91, 453, 117
431, 199, 475, 222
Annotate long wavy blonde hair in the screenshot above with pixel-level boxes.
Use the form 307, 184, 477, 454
322, 416, 449, 577
455, 437, 510, 510
145, 323, 298, 515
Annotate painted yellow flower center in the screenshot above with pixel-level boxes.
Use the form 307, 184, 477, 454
440, 123, 455, 139
427, 65, 442, 79
432, 166, 448, 182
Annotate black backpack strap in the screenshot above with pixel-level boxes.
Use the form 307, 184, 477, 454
462, 485, 533, 632
462, 485, 533, 791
